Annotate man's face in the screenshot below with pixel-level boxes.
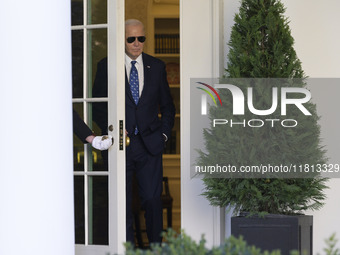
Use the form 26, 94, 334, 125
125, 24, 145, 60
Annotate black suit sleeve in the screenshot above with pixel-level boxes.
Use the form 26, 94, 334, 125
73, 109, 93, 143
159, 61, 176, 138
92, 57, 108, 135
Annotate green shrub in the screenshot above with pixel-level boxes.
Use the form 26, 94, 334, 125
125, 229, 281, 255
199, 0, 328, 217
124, 230, 339, 255
320, 233, 340, 255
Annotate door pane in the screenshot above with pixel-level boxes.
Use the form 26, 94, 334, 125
88, 0, 107, 25
88, 28, 107, 98
73, 103, 85, 171
74, 176, 85, 244
72, 30, 84, 98
90, 102, 108, 172
71, 0, 84, 26
89, 176, 108, 245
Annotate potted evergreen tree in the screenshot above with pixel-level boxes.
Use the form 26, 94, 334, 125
198, 0, 328, 254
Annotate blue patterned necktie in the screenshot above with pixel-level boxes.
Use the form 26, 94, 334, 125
130, 60, 139, 134
129, 61, 139, 105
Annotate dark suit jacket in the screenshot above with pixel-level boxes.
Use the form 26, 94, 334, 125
92, 53, 175, 155
73, 109, 93, 143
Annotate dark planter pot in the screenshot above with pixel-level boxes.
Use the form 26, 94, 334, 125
231, 214, 313, 255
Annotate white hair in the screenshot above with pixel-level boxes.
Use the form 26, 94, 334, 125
125, 19, 144, 28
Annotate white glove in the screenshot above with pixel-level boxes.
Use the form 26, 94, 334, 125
91, 135, 113, 150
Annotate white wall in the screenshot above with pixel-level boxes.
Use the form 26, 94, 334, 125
283, 1, 340, 253
0, 0, 74, 254
223, 0, 340, 253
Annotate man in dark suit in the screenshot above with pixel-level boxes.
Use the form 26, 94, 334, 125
92, 19, 175, 245
124, 19, 175, 244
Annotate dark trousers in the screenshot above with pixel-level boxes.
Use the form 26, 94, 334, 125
126, 134, 163, 245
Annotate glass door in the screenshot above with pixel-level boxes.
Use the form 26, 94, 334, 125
71, 0, 125, 254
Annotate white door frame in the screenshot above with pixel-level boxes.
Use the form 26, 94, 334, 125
107, 0, 126, 253
73, 0, 126, 254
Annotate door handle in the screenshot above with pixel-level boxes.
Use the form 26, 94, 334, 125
107, 124, 115, 145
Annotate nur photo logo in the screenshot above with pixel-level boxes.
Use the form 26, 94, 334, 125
196, 82, 222, 115
196, 79, 313, 128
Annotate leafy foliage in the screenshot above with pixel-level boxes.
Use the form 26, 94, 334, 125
226, 0, 303, 79
125, 229, 282, 255
124, 230, 340, 255
321, 233, 340, 255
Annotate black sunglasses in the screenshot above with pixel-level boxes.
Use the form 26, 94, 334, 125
126, 36, 146, 43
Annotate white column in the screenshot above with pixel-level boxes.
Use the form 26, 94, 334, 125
0, 0, 74, 255
180, 0, 224, 247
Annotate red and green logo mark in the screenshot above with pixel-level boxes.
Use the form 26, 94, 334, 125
196, 82, 222, 107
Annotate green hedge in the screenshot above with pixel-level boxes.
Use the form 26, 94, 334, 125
124, 229, 339, 255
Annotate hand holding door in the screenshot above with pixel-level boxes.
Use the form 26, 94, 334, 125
91, 135, 114, 150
